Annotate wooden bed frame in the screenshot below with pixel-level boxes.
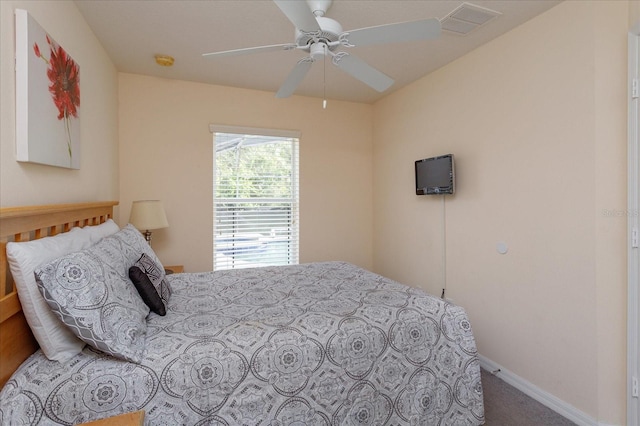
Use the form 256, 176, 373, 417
0, 201, 118, 388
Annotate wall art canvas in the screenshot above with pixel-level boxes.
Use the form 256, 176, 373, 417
15, 9, 81, 169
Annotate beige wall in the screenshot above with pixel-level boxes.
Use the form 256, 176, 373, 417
118, 73, 373, 272
0, 1, 119, 208
631, 0, 640, 29
372, 1, 627, 423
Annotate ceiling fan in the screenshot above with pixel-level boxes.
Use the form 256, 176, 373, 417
202, 0, 441, 98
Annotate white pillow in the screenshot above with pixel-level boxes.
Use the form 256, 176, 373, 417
85, 219, 120, 243
6, 219, 120, 362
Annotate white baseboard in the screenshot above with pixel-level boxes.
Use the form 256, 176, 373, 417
478, 354, 615, 426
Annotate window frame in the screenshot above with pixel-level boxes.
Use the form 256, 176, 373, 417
210, 125, 300, 271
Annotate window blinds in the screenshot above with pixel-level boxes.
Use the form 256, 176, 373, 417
213, 132, 299, 271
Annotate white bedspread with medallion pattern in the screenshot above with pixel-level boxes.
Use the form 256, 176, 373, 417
0, 261, 484, 425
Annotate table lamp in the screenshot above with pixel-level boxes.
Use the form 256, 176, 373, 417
129, 200, 169, 245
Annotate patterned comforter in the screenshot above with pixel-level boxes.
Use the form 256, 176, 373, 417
0, 262, 484, 425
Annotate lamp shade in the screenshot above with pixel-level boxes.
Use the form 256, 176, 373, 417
129, 200, 169, 231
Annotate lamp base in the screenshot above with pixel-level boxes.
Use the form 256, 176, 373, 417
143, 230, 152, 244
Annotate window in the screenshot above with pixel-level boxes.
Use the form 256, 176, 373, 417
212, 128, 299, 270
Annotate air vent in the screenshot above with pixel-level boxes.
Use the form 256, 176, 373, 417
441, 2, 501, 36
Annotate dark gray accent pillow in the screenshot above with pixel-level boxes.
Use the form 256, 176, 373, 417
34, 227, 152, 363
129, 266, 166, 316
134, 253, 172, 305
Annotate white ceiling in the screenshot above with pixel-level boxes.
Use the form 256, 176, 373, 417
74, 0, 561, 104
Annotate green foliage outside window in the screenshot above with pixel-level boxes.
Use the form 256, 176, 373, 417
215, 141, 293, 200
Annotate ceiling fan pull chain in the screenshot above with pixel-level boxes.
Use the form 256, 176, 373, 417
323, 44, 327, 109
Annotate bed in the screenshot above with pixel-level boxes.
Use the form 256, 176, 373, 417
0, 202, 484, 425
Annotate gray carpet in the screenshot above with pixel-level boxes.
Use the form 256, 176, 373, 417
481, 369, 577, 425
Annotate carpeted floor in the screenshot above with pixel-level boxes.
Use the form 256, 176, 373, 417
481, 369, 577, 425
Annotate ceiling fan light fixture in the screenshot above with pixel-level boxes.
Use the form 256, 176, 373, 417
310, 42, 329, 59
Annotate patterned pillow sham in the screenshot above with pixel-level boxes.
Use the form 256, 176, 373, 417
107, 224, 166, 272
6, 219, 120, 362
129, 266, 166, 316
34, 228, 151, 363
134, 253, 172, 305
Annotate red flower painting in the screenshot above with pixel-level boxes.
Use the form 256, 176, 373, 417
33, 35, 80, 165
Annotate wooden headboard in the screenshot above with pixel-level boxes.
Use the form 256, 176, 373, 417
0, 201, 118, 388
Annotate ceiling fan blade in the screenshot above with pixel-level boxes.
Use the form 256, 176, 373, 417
273, 0, 320, 32
203, 43, 297, 58
342, 18, 441, 47
332, 53, 393, 92
276, 57, 314, 98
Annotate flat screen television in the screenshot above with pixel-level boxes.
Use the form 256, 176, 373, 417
415, 154, 455, 195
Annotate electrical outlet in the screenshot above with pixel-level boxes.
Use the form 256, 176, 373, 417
633, 377, 639, 398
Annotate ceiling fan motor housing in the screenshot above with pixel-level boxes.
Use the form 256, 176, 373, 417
295, 16, 342, 51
